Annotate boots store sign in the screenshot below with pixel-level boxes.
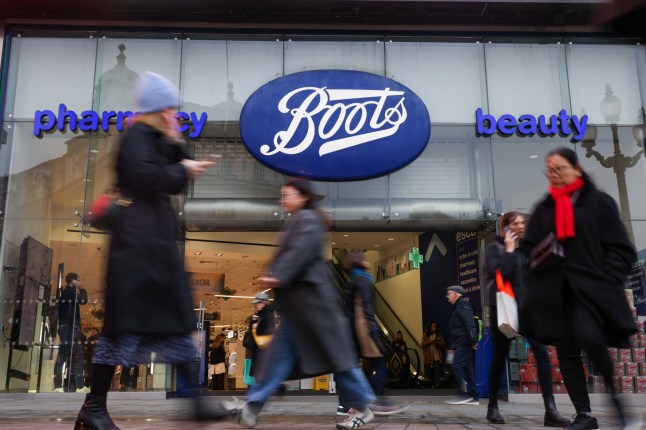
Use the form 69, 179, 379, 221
239, 70, 431, 181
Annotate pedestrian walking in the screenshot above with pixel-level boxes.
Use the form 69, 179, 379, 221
444, 285, 479, 406
522, 147, 641, 430
482, 211, 570, 426
228, 178, 376, 429
74, 71, 227, 430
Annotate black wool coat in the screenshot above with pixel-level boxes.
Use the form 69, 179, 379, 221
247, 304, 276, 376
448, 296, 477, 348
521, 183, 637, 348
269, 209, 358, 379
102, 123, 195, 336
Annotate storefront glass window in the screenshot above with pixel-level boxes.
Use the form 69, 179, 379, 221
3, 37, 96, 120
485, 43, 566, 118
284, 39, 385, 75
566, 44, 644, 126
182, 39, 283, 116
94, 38, 182, 113
385, 42, 486, 124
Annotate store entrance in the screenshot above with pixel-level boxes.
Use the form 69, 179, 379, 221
185, 228, 496, 393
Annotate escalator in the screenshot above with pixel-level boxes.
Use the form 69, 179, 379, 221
326, 258, 425, 389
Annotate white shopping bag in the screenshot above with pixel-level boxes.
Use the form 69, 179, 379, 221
495, 271, 521, 339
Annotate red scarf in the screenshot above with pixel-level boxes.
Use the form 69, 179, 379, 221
549, 177, 584, 241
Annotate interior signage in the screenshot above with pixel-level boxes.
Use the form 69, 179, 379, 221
239, 70, 431, 181
475, 108, 588, 142
33, 104, 208, 138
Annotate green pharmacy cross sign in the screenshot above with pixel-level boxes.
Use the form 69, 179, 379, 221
408, 247, 423, 269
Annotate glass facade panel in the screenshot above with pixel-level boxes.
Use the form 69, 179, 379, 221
489, 137, 570, 214
485, 43, 565, 117
94, 38, 182, 113
566, 44, 644, 125
284, 40, 385, 75
4, 37, 97, 120
181, 39, 284, 121
385, 42, 486, 124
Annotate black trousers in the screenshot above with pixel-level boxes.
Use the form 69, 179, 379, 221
555, 284, 615, 414
488, 307, 553, 406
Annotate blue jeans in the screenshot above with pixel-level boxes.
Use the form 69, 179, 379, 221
247, 316, 375, 410
452, 344, 478, 400
54, 324, 85, 389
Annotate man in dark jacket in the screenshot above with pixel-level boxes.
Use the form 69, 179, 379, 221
444, 285, 479, 405
54, 272, 89, 392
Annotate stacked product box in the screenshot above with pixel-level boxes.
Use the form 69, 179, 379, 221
591, 307, 645, 394
510, 316, 645, 395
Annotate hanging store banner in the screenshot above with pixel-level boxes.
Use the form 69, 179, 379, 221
239, 70, 431, 181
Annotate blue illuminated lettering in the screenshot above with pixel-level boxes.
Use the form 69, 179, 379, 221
475, 108, 588, 142
33, 103, 209, 138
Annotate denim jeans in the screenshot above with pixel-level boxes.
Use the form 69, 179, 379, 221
452, 344, 478, 400
54, 324, 85, 389
247, 316, 375, 410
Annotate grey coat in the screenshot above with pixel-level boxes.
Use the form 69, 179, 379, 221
270, 209, 357, 379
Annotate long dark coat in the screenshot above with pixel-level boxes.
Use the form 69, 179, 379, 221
521, 182, 637, 348
345, 272, 386, 358
269, 209, 357, 379
102, 123, 195, 336
248, 303, 276, 376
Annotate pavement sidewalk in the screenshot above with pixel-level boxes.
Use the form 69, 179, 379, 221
0, 393, 640, 429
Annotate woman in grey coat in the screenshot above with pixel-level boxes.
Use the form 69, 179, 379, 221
235, 178, 376, 429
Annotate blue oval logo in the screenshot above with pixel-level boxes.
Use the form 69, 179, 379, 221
240, 70, 431, 181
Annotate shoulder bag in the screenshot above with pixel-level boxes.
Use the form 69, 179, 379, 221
529, 232, 565, 272
88, 191, 132, 231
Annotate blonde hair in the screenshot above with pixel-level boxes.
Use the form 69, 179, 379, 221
131, 110, 176, 139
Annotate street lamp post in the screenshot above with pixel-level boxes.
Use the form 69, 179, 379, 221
580, 84, 642, 244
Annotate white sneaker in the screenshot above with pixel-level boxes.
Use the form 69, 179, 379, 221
623, 413, 643, 430
76, 386, 91, 393
445, 396, 476, 405
53, 387, 64, 393
371, 403, 410, 415
336, 408, 374, 429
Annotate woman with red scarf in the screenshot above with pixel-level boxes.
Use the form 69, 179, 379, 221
522, 147, 640, 430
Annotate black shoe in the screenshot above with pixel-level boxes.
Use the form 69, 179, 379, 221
487, 406, 506, 424
564, 414, 598, 430
74, 394, 120, 430
544, 396, 571, 427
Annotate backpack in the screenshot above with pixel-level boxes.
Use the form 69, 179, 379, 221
474, 314, 483, 342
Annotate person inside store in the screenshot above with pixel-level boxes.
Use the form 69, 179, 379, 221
245, 292, 276, 383
482, 211, 570, 426
223, 177, 376, 429
337, 251, 406, 416
388, 330, 410, 387
209, 333, 227, 390
521, 147, 641, 430
444, 285, 479, 405
74, 71, 230, 430
421, 322, 445, 389
54, 272, 89, 393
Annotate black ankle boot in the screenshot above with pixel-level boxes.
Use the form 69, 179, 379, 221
543, 395, 571, 427
487, 406, 506, 424
74, 394, 120, 430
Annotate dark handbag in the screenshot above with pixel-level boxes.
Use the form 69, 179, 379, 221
529, 232, 565, 272
88, 192, 132, 231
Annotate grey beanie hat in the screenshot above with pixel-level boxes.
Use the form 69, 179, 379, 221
135, 71, 180, 113
251, 292, 271, 304
446, 285, 465, 295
